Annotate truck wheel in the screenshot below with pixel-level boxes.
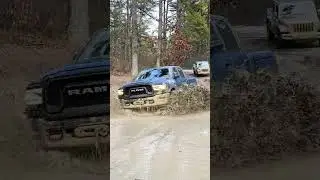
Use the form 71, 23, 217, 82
267, 27, 274, 41
155, 107, 167, 116
193, 70, 198, 77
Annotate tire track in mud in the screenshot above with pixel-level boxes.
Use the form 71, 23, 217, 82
110, 121, 177, 180
173, 119, 210, 180
110, 112, 210, 180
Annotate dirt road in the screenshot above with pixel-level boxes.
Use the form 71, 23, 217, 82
110, 112, 210, 180
110, 74, 210, 180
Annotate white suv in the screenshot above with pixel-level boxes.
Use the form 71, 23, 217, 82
266, 0, 320, 47
193, 61, 210, 76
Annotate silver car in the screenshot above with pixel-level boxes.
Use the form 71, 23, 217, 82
193, 60, 210, 76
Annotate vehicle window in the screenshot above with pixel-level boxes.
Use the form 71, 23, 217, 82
90, 40, 108, 58
73, 29, 109, 64
198, 61, 209, 67
215, 18, 240, 51
172, 68, 180, 77
177, 68, 185, 78
135, 68, 169, 80
279, 2, 317, 19
158, 68, 169, 77
211, 23, 223, 50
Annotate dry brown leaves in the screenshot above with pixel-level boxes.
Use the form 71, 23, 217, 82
211, 70, 320, 168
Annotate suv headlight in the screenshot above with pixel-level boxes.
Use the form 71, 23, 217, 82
152, 84, 167, 91
24, 88, 42, 105
117, 89, 124, 96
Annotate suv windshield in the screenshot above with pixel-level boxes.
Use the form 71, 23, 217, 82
197, 61, 209, 67
73, 29, 109, 64
135, 68, 169, 80
279, 2, 317, 19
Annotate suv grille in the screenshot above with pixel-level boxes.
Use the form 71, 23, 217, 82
44, 73, 109, 113
124, 85, 153, 98
292, 23, 314, 32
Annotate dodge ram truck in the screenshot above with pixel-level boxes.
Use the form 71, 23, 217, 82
24, 28, 109, 149
211, 15, 279, 95
266, 0, 320, 47
117, 66, 197, 109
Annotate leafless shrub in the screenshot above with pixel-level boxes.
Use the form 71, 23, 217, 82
163, 85, 210, 115
211, 70, 320, 168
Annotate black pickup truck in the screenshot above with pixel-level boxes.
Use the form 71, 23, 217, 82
24, 29, 109, 149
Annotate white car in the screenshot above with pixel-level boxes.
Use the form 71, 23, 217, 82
193, 61, 210, 76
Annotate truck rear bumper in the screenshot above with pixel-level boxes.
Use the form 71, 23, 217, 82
36, 116, 109, 149
120, 93, 170, 109
281, 32, 320, 40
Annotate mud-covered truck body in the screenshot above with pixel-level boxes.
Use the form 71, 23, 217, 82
211, 15, 279, 94
266, 0, 320, 46
118, 66, 197, 109
24, 29, 109, 149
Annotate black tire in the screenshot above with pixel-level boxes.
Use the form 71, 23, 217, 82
267, 26, 274, 41
193, 69, 198, 77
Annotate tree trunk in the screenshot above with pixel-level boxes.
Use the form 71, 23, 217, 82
163, 0, 168, 54
131, 0, 139, 77
156, 0, 163, 67
125, 0, 131, 71
176, 0, 183, 30
69, 0, 89, 50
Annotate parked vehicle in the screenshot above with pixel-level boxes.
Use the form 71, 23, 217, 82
117, 66, 197, 109
193, 60, 210, 76
266, 0, 320, 47
211, 15, 279, 95
24, 29, 109, 149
